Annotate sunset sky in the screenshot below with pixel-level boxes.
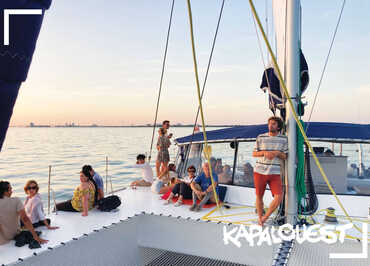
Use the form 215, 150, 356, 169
10, 0, 370, 126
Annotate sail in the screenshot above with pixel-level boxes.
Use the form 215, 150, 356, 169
272, 0, 288, 79
0, 0, 51, 151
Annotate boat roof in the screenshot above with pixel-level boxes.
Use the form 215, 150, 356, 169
175, 122, 370, 145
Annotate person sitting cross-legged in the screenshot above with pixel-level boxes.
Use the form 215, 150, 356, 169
130, 154, 154, 188
164, 165, 196, 206
189, 162, 219, 212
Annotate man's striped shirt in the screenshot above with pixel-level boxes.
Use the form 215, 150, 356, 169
254, 133, 288, 175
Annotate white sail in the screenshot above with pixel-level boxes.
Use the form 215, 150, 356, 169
272, 0, 302, 224
272, 0, 302, 83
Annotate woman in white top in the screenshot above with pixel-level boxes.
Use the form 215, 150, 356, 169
23, 180, 59, 229
164, 165, 196, 206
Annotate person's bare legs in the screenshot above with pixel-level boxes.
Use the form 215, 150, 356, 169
260, 194, 283, 225
159, 184, 173, 194
133, 179, 152, 187
164, 192, 175, 205
160, 163, 165, 176
130, 180, 138, 187
155, 160, 161, 177
256, 194, 264, 226
159, 161, 169, 177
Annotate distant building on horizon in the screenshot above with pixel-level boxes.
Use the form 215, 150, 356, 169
29, 122, 50, 128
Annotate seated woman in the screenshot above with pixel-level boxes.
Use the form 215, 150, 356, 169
215, 158, 223, 174
56, 169, 97, 216
23, 180, 59, 230
218, 165, 232, 185
234, 162, 254, 186
164, 165, 196, 207
152, 163, 178, 194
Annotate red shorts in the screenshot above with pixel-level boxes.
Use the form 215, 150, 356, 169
254, 172, 283, 196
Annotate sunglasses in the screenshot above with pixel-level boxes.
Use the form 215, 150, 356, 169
188, 170, 196, 173
27, 186, 37, 190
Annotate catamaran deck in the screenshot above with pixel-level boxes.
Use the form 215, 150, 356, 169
1, 187, 369, 266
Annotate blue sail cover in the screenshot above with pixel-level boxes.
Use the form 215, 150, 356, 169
0, 0, 51, 151
175, 122, 370, 144
260, 50, 309, 114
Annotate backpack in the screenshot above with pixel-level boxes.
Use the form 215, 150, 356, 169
97, 195, 121, 212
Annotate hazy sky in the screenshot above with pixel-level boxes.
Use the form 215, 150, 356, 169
10, 0, 370, 126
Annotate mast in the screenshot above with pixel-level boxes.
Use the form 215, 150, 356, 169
285, 0, 300, 225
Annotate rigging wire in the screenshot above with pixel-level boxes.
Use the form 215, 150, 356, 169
148, 0, 176, 162
265, 0, 269, 62
250, 7, 273, 111
187, 0, 226, 146
185, 0, 221, 211
248, 0, 363, 235
305, 0, 346, 133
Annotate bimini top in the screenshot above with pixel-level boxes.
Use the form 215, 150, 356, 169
175, 122, 370, 145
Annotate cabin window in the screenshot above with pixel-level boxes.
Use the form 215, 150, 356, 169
177, 143, 203, 178
199, 142, 236, 185
233, 142, 256, 187
308, 142, 370, 196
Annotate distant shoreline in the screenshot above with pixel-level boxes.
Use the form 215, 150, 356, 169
10, 125, 238, 128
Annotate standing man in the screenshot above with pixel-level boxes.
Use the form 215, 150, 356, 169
0, 181, 48, 245
161, 120, 173, 175
252, 116, 288, 226
83, 165, 104, 200
162, 120, 173, 139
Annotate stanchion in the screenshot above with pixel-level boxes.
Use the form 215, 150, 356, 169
105, 156, 108, 194
48, 165, 51, 215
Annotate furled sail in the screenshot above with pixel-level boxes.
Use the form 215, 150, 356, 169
260, 0, 309, 117
260, 50, 309, 116
0, 0, 51, 151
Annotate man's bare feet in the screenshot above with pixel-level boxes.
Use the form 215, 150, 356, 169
260, 215, 268, 226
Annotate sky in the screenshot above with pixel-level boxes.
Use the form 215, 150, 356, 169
9, 0, 370, 126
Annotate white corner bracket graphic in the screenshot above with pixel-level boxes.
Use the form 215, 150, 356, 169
329, 222, 368, 259
4, 9, 42, 46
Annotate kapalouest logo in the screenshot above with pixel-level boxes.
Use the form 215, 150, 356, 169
223, 222, 368, 259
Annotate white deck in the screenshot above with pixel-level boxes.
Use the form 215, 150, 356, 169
1, 186, 369, 265
1, 187, 216, 266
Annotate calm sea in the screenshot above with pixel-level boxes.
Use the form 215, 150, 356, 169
0, 127, 368, 207
0, 127, 199, 205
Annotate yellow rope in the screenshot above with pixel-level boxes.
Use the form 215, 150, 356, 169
186, 0, 220, 211
248, 0, 363, 234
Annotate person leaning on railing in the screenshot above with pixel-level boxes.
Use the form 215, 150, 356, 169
252, 116, 288, 226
